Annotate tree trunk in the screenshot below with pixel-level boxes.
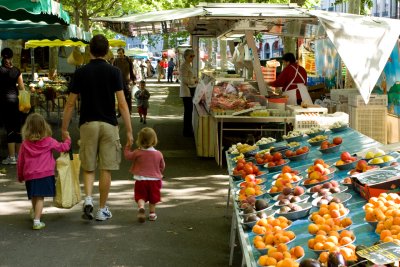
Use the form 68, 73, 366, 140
49, 47, 58, 78
344, 0, 360, 88
81, 4, 89, 31
220, 39, 227, 70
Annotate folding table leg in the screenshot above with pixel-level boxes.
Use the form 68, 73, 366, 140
225, 186, 231, 218
229, 210, 237, 266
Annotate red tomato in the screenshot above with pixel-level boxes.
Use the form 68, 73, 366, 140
333, 137, 343, 145
273, 152, 282, 161
244, 164, 254, 174
252, 165, 259, 174
341, 152, 351, 161
236, 162, 244, 171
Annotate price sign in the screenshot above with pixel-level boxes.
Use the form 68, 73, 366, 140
356, 242, 400, 265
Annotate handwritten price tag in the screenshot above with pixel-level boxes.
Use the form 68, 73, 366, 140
356, 242, 400, 265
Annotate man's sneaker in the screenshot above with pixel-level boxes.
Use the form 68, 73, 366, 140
2, 156, 16, 165
96, 206, 112, 221
32, 222, 45, 230
82, 197, 94, 220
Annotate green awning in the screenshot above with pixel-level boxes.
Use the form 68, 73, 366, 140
0, 0, 70, 25
0, 20, 91, 41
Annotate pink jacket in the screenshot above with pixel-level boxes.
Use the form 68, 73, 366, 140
17, 137, 71, 182
124, 147, 165, 179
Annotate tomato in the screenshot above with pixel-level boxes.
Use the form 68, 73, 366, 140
333, 137, 343, 145
285, 150, 293, 158
273, 152, 282, 161
252, 165, 259, 174
341, 152, 351, 161
244, 164, 254, 174
236, 162, 244, 171
256, 158, 264, 164
237, 158, 246, 165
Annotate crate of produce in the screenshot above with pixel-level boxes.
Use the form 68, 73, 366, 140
349, 94, 388, 107
294, 112, 349, 132
330, 89, 359, 103
349, 106, 387, 144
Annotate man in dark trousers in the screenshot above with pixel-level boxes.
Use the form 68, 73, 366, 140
113, 48, 136, 115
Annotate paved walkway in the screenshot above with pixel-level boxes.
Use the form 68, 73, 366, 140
0, 79, 242, 267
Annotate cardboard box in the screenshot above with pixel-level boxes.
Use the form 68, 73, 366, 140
351, 170, 400, 200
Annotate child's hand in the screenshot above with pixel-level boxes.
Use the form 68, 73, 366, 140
62, 131, 70, 140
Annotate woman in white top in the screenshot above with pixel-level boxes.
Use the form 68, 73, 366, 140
179, 49, 198, 137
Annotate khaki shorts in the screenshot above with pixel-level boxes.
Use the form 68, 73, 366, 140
79, 121, 121, 171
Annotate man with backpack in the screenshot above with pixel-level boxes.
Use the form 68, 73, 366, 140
113, 48, 136, 115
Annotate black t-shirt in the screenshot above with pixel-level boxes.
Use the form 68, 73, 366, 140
69, 58, 124, 126
0, 66, 21, 103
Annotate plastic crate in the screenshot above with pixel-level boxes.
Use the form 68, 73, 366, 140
349, 94, 388, 107
349, 106, 387, 144
286, 105, 328, 115
330, 89, 359, 103
294, 112, 349, 132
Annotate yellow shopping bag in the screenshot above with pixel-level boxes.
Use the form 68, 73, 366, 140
18, 90, 31, 113
54, 152, 81, 209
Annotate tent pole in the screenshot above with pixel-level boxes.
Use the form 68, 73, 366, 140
245, 30, 267, 96
30, 48, 35, 81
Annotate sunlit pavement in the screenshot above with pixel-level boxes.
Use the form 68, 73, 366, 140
0, 78, 242, 267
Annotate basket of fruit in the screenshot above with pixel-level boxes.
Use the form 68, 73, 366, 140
335, 152, 359, 170
305, 127, 326, 138
329, 122, 349, 132
319, 143, 341, 154
284, 146, 310, 161
276, 202, 313, 220
311, 192, 352, 207
368, 155, 396, 167
265, 159, 290, 173
308, 135, 329, 146
256, 137, 276, 150
282, 130, 304, 143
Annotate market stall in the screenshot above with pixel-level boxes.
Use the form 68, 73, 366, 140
92, 3, 400, 163
226, 127, 400, 266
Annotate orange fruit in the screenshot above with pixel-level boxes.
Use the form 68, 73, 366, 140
339, 236, 353, 246
319, 251, 329, 263
292, 246, 304, 258
308, 238, 315, 249
258, 255, 269, 266
276, 243, 288, 253
270, 251, 284, 261
314, 242, 324, 250
308, 223, 319, 234
264, 257, 277, 266
254, 240, 266, 249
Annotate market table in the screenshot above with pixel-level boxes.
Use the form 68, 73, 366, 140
227, 127, 389, 266
214, 114, 295, 167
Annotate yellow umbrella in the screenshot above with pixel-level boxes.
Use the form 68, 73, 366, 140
24, 38, 126, 49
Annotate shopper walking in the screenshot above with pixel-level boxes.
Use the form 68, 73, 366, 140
157, 60, 164, 82
0, 48, 27, 165
134, 80, 150, 124
17, 113, 71, 230
179, 49, 198, 137
167, 58, 175, 83
61, 34, 133, 221
113, 48, 136, 115
124, 127, 165, 223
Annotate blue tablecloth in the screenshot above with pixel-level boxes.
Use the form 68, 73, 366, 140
228, 128, 387, 264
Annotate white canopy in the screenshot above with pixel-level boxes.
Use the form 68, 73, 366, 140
92, 4, 400, 103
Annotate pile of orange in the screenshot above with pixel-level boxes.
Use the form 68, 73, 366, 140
308, 216, 352, 235
257, 245, 303, 267
253, 230, 296, 248
364, 193, 400, 224
309, 202, 348, 222
252, 216, 292, 235
308, 230, 355, 252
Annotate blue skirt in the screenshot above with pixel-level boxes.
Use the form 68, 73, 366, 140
25, 176, 56, 199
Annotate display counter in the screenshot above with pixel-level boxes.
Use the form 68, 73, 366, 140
193, 103, 295, 165
226, 127, 389, 266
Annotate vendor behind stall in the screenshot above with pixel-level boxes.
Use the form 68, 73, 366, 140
268, 52, 312, 105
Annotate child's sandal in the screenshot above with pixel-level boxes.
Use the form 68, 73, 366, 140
149, 213, 157, 221
137, 208, 145, 223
